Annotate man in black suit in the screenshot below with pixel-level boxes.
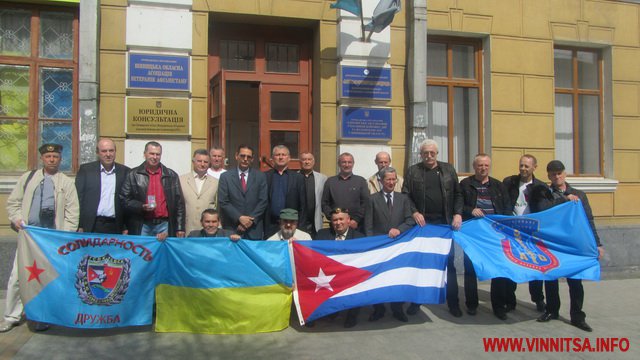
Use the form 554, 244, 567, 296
365, 167, 415, 322
218, 144, 269, 240
76, 138, 130, 234
263, 145, 307, 238
315, 208, 365, 328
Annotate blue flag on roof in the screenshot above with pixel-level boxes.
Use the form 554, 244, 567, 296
453, 201, 600, 283
330, 0, 362, 16
292, 225, 451, 324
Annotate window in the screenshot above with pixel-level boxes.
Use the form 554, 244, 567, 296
427, 37, 483, 173
0, 5, 77, 173
554, 47, 603, 175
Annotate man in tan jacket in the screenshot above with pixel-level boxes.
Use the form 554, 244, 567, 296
180, 149, 219, 234
1, 143, 79, 333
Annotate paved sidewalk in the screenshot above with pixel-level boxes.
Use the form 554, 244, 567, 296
1, 277, 638, 360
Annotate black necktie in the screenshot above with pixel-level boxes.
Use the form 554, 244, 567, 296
386, 193, 392, 211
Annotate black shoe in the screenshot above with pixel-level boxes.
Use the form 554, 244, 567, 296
466, 307, 477, 316
368, 310, 385, 322
506, 303, 516, 312
536, 312, 558, 322
535, 300, 546, 312
449, 306, 463, 318
344, 316, 357, 328
392, 311, 408, 322
494, 310, 507, 320
571, 320, 593, 332
32, 322, 49, 332
406, 303, 421, 315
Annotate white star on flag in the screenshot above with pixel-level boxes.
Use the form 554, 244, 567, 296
308, 268, 336, 293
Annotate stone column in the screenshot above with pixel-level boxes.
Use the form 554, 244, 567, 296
406, 0, 427, 166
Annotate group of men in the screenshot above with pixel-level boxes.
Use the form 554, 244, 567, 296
0, 138, 603, 333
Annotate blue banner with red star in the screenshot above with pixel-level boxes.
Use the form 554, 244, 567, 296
17, 228, 162, 328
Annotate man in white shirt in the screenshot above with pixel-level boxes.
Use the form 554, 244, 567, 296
207, 146, 227, 179
502, 154, 548, 312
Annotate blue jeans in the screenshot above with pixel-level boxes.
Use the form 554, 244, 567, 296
141, 221, 168, 237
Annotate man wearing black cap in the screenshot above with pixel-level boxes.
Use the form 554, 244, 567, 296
535, 160, 604, 332
267, 208, 312, 241
1, 143, 79, 333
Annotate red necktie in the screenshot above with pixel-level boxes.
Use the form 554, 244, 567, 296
240, 172, 247, 192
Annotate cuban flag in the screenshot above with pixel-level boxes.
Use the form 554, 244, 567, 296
291, 225, 451, 325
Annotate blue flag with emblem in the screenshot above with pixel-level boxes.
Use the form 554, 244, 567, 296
18, 227, 162, 328
453, 201, 600, 282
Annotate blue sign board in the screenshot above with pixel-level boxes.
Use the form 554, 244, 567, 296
129, 53, 189, 91
341, 66, 391, 100
341, 107, 392, 140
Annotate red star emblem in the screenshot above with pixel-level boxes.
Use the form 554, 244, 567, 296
25, 260, 45, 284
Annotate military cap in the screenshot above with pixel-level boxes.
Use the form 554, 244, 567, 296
39, 143, 63, 154
279, 208, 299, 221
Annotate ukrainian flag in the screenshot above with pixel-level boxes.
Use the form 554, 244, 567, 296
155, 237, 292, 334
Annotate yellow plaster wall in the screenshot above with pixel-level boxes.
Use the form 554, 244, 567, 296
614, 184, 640, 216
428, 0, 640, 223
99, 95, 125, 135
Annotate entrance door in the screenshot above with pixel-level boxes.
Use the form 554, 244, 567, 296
259, 84, 309, 171
208, 23, 312, 171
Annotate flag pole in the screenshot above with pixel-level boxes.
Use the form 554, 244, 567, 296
359, 0, 366, 42
288, 240, 307, 325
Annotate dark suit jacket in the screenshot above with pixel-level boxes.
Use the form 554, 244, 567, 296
75, 161, 130, 232
218, 167, 268, 240
264, 168, 307, 237
365, 191, 415, 237
315, 228, 365, 240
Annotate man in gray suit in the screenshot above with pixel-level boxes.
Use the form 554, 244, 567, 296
299, 152, 327, 237
218, 144, 268, 240
180, 149, 219, 234
365, 167, 415, 322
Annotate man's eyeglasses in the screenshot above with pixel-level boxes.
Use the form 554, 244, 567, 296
238, 154, 253, 159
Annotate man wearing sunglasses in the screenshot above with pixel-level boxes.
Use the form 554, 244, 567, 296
218, 144, 268, 240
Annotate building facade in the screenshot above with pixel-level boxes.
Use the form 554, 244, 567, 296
0, 0, 638, 271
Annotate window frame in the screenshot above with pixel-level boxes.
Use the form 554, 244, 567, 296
426, 36, 484, 174
553, 46, 604, 176
0, 3, 79, 174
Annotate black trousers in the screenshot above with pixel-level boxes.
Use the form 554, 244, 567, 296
464, 254, 516, 312
490, 278, 517, 313
529, 280, 544, 303
544, 279, 585, 322
92, 216, 120, 234
373, 302, 404, 314
463, 253, 478, 310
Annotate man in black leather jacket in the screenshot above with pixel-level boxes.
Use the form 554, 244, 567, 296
460, 154, 514, 320
533, 160, 604, 332
120, 141, 186, 240
402, 139, 464, 317
502, 154, 549, 312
